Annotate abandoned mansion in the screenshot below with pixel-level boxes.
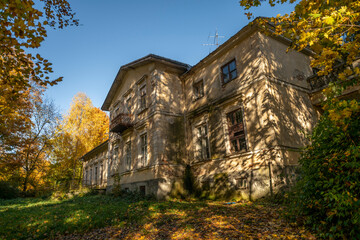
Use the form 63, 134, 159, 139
81, 22, 332, 200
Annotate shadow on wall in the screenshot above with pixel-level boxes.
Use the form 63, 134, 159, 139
181, 37, 315, 200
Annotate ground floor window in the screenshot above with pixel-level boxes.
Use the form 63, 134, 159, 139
195, 124, 210, 160
139, 185, 146, 195
227, 108, 247, 152
140, 133, 147, 166
125, 141, 131, 170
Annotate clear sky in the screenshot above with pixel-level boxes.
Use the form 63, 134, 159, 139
38, 0, 297, 114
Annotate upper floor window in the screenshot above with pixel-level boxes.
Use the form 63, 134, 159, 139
195, 124, 210, 160
227, 109, 247, 152
125, 141, 131, 171
193, 80, 204, 101
221, 59, 237, 84
139, 84, 146, 110
113, 145, 119, 163
111, 102, 121, 120
125, 96, 132, 113
140, 133, 148, 166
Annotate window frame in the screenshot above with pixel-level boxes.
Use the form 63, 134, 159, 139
124, 140, 131, 171
221, 59, 237, 85
139, 84, 147, 111
194, 123, 211, 161
95, 166, 98, 185
113, 145, 119, 164
139, 133, 148, 167
193, 79, 205, 101
226, 108, 247, 153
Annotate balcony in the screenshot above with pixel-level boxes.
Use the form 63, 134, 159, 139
110, 113, 133, 133
307, 73, 334, 91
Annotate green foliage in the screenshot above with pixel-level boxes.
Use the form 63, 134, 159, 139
0, 181, 20, 199
292, 104, 360, 239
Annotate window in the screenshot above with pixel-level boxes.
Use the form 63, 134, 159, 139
95, 166, 98, 185
193, 80, 204, 100
139, 185, 146, 196
221, 59, 237, 84
113, 145, 119, 164
227, 109, 247, 152
139, 84, 146, 110
125, 141, 131, 171
100, 164, 103, 184
237, 177, 248, 189
140, 133, 148, 166
125, 96, 132, 113
195, 124, 210, 160
89, 168, 92, 185
85, 170, 88, 185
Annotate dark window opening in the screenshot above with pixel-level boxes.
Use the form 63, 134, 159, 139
125, 141, 131, 171
139, 186, 146, 195
237, 177, 248, 189
195, 124, 210, 160
227, 109, 247, 153
140, 85, 146, 110
140, 133, 148, 166
95, 167, 98, 185
221, 59, 237, 84
193, 80, 204, 100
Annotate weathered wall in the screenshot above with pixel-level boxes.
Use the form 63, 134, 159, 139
259, 33, 313, 89
191, 147, 300, 200
83, 146, 108, 188
267, 81, 318, 148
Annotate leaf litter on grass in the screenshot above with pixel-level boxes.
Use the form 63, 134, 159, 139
57, 200, 316, 240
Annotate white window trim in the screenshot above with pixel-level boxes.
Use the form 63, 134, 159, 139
138, 130, 148, 168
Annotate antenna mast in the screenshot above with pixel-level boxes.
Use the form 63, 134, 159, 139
202, 28, 225, 52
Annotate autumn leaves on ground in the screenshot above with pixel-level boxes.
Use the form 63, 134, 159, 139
0, 194, 314, 240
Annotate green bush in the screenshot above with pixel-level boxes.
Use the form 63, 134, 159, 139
293, 104, 360, 239
0, 181, 20, 199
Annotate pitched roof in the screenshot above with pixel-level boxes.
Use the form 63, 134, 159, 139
80, 139, 109, 161
101, 54, 191, 111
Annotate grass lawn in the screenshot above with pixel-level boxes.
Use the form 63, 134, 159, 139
0, 195, 315, 240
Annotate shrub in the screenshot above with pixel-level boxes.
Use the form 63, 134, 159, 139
293, 100, 360, 239
0, 181, 20, 199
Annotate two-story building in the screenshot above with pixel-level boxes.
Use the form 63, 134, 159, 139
82, 21, 320, 199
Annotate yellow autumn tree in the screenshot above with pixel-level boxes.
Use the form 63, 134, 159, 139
49, 93, 109, 190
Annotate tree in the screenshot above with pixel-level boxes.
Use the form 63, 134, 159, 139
20, 97, 59, 193
239, 1, 360, 238
0, 0, 78, 183
50, 93, 109, 190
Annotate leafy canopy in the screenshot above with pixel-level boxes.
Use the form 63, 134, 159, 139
239, 0, 360, 238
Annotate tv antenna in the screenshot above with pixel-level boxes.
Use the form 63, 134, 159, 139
202, 28, 225, 52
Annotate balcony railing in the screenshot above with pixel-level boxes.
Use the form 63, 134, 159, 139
307, 73, 334, 91
110, 113, 133, 133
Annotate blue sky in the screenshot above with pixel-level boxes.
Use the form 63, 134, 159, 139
38, 0, 297, 113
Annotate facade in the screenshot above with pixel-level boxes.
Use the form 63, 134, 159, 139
82, 140, 108, 189
82, 22, 324, 199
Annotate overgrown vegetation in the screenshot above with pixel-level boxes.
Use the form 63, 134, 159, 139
239, 0, 360, 238
290, 100, 360, 239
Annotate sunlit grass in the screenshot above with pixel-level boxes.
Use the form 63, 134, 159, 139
0, 196, 314, 239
